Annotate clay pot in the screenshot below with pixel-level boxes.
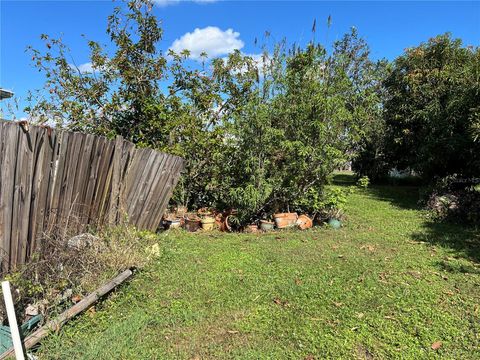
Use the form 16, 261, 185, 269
165, 218, 181, 230
273, 213, 298, 229
201, 216, 216, 231
259, 220, 275, 232
244, 224, 259, 233
296, 215, 313, 230
174, 205, 188, 217
184, 215, 201, 232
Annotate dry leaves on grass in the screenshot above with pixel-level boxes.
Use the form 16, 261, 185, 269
273, 298, 290, 307
431, 341, 442, 350
360, 244, 376, 252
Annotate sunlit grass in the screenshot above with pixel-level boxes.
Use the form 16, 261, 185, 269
37, 175, 480, 359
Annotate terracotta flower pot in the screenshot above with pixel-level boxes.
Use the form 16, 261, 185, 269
244, 224, 259, 233
296, 215, 313, 230
259, 220, 275, 232
184, 215, 201, 232
273, 213, 298, 229
201, 216, 216, 231
174, 205, 188, 217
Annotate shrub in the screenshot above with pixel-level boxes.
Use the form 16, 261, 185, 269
357, 176, 370, 188
427, 175, 480, 224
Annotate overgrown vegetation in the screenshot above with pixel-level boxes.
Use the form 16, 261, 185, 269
0, 225, 159, 325
24, 0, 386, 225
24, 0, 479, 225
36, 175, 480, 359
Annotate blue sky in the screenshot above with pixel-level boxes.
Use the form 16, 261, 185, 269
1, 1, 479, 119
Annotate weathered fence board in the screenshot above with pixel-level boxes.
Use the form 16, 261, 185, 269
0, 120, 184, 271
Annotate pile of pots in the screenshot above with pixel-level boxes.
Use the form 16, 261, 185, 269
162, 207, 323, 233
162, 207, 228, 233
247, 212, 313, 233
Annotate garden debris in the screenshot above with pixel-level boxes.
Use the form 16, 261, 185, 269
431, 341, 442, 350
0, 269, 134, 360
67, 233, 102, 250
0, 314, 43, 355
25, 304, 39, 317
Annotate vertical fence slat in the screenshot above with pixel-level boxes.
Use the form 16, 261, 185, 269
0, 120, 183, 271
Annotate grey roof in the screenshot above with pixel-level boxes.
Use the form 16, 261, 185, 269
0, 89, 14, 100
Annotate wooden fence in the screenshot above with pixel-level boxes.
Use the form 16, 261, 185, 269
0, 119, 184, 271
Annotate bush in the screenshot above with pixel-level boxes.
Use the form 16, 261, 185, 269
357, 176, 370, 188
427, 175, 480, 224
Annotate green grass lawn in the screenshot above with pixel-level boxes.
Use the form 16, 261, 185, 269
38, 174, 479, 359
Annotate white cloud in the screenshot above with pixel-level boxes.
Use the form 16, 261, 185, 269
69, 62, 96, 74
169, 26, 244, 60
154, 0, 217, 7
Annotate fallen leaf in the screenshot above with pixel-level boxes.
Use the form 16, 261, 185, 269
273, 298, 290, 307
360, 244, 375, 252
295, 278, 303, 286
87, 306, 96, 317
333, 302, 343, 308
304, 355, 315, 360
431, 341, 442, 350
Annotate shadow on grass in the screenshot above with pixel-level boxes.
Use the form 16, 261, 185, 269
332, 171, 421, 210
332, 171, 479, 264
331, 172, 356, 186
367, 185, 421, 210
412, 221, 480, 265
